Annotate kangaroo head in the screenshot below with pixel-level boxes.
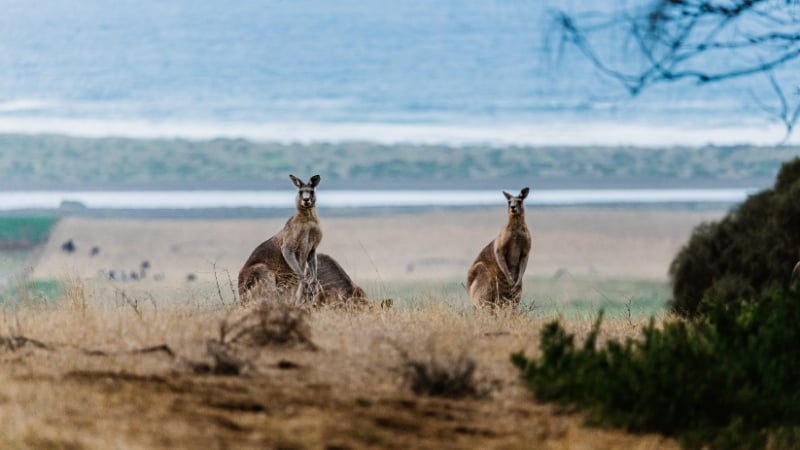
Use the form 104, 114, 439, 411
290, 174, 321, 210
503, 187, 529, 216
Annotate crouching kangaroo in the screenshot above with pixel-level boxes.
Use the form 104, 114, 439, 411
314, 253, 393, 309
315, 253, 368, 305
238, 174, 322, 304
467, 187, 531, 310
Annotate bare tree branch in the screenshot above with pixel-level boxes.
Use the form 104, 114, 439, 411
553, 0, 800, 137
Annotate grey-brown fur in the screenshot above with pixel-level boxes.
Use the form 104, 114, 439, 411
238, 174, 322, 304
314, 253, 392, 309
314, 253, 369, 306
467, 187, 531, 310
793, 260, 800, 279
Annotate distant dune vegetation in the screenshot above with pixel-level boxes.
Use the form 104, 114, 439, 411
0, 134, 796, 188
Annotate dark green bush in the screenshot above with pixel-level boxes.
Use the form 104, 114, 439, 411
669, 157, 800, 317
511, 287, 800, 449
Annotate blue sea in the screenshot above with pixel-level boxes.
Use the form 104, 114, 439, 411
0, 0, 797, 145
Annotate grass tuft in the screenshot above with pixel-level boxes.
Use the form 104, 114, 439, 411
391, 336, 481, 398
221, 301, 316, 350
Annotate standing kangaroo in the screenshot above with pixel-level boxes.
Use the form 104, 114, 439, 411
467, 187, 531, 310
238, 174, 322, 304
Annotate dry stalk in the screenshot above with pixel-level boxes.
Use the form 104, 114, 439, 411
225, 269, 238, 304
116, 289, 143, 321
64, 275, 88, 313
212, 262, 227, 307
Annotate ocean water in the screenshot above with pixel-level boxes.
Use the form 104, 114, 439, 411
0, 0, 797, 145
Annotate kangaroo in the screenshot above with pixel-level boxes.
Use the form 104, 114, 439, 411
315, 253, 369, 305
238, 174, 322, 304
467, 187, 531, 310
314, 253, 393, 309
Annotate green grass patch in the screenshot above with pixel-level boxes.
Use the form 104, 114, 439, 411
0, 251, 32, 272
0, 279, 63, 306
362, 277, 670, 317
0, 217, 58, 249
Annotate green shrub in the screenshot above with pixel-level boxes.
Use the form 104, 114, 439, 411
511, 287, 800, 449
669, 157, 800, 317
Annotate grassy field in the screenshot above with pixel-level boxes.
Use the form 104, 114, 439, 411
0, 279, 678, 450
0, 207, 716, 448
0, 276, 670, 318
360, 277, 670, 318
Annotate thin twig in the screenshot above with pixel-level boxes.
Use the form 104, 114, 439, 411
212, 262, 227, 307
225, 269, 238, 305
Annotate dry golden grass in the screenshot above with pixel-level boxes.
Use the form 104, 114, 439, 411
0, 278, 678, 450
0, 208, 711, 448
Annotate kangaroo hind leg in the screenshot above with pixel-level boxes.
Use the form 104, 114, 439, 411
468, 262, 498, 311
239, 263, 278, 304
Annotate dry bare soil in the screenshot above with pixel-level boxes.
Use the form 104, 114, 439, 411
0, 293, 677, 450
1, 208, 723, 449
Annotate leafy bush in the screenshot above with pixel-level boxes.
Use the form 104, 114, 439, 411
669, 157, 800, 317
511, 287, 800, 449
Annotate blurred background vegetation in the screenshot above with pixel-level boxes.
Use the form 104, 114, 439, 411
0, 134, 795, 189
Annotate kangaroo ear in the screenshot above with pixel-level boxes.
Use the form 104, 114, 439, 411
520, 187, 530, 199
309, 174, 321, 188
289, 174, 304, 188
503, 191, 512, 200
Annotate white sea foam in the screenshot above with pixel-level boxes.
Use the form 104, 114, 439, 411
0, 116, 794, 146
0, 189, 753, 210
0, 100, 58, 113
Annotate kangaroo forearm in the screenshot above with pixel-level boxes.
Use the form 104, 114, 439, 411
281, 245, 304, 277
307, 249, 318, 281
514, 256, 529, 286
494, 248, 513, 282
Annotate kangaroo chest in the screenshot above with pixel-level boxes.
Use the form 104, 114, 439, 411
286, 220, 322, 255
304, 222, 322, 249
499, 227, 530, 266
